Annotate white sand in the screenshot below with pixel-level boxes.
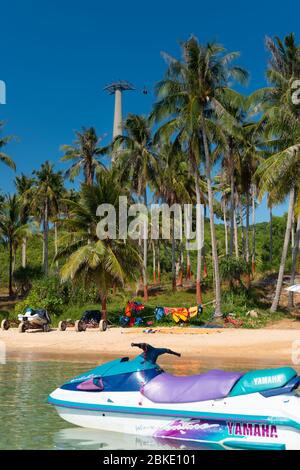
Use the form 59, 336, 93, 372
1, 326, 299, 370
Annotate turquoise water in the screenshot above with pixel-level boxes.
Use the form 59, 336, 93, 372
0, 360, 217, 450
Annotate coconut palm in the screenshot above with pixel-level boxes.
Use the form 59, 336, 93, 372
31, 162, 64, 275
56, 171, 141, 320
61, 127, 108, 185
152, 142, 194, 291
113, 114, 157, 301
0, 194, 33, 296
15, 174, 35, 268
255, 33, 300, 311
151, 36, 248, 315
0, 121, 16, 171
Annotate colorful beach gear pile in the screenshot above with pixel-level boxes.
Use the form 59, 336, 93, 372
119, 300, 145, 327
154, 304, 202, 323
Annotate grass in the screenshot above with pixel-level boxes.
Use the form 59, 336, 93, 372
5, 283, 286, 329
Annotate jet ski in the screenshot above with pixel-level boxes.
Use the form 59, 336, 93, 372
48, 343, 300, 450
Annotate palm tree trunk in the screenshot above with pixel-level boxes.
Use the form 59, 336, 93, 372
43, 198, 49, 275
234, 205, 239, 259
143, 189, 148, 301
195, 174, 202, 304
245, 192, 250, 263
271, 188, 295, 312
251, 185, 256, 274
186, 207, 192, 280
54, 221, 59, 270
186, 251, 191, 280
157, 241, 161, 284
222, 200, 228, 255
101, 295, 107, 321
152, 241, 156, 284
177, 245, 184, 287
291, 206, 295, 252
288, 215, 300, 309
269, 204, 273, 264
202, 126, 221, 316
171, 217, 176, 291
21, 237, 27, 268
9, 239, 13, 296
229, 156, 235, 257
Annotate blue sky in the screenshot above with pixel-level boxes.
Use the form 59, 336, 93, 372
1, 0, 298, 221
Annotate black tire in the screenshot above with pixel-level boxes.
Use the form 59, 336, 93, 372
99, 320, 107, 332
75, 320, 85, 332
43, 324, 50, 332
18, 322, 26, 333
1, 319, 10, 331
58, 321, 67, 332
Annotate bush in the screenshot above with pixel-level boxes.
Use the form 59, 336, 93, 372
14, 275, 70, 317
220, 256, 251, 289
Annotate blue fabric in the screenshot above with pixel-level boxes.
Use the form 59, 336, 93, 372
154, 307, 165, 321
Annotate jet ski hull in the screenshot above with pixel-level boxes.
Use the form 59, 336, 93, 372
49, 389, 300, 450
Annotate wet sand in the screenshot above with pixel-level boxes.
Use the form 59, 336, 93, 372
1, 326, 300, 371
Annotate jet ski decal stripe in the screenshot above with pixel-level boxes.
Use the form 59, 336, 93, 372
47, 396, 300, 431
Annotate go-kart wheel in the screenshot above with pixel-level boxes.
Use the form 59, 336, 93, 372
99, 320, 107, 332
43, 324, 50, 332
58, 320, 67, 332
18, 322, 26, 333
75, 320, 85, 332
1, 319, 10, 331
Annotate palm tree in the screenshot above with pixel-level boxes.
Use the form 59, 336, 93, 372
61, 127, 108, 185
0, 195, 32, 296
113, 114, 157, 301
255, 33, 300, 312
56, 171, 141, 320
15, 174, 35, 268
0, 121, 16, 171
151, 36, 248, 315
31, 162, 64, 275
152, 142, 194, 291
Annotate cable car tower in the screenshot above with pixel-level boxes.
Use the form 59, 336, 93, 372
104, 80, 135, 138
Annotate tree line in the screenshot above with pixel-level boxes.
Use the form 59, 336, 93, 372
1, 33, 300, 318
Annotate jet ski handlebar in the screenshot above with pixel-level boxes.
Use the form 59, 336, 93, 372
131, 343, 181, 364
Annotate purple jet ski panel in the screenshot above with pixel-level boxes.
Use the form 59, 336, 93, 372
142, 370, 243, 403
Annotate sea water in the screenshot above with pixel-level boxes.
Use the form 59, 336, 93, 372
0, 360, 221, 450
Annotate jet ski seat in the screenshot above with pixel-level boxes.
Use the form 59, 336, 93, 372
142, 370, 243, 403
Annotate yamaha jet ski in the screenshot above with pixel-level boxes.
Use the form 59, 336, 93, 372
48, 343, 300, 450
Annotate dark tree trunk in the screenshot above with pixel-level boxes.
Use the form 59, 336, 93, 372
269, 204, 273, 264
9, 240, 13, 297
229, 152, 235, 257
101, 295, 107, 321
245, 191, 250, 263
43, 198, 49, 276
251, 185, 256, 275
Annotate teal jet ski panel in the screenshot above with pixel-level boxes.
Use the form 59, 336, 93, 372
229, 367, 297, 396
68, 355, 161, 385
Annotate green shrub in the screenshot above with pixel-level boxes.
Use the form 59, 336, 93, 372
14, 275, 69, 317
220, 256, 251, 289
13, 265, 43, 294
